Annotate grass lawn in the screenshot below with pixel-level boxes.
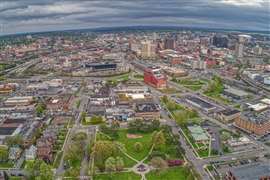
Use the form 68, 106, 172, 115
9, 177, 23, 180
172, 78, 207, 91
197, 149, 209, 157
159, 88, 181, 94
108, 73, 130, 81
204, 92, 231, 105
94, 172, 141, 180
82, 117, 105, 126
146, 167, 191, 180
0, 161, 14, 168
116, 130, 153, 161
120, 152, 137, 167
184, 85, 204, 91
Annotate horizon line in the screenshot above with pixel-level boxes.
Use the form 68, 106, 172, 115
1, 25, 269, 38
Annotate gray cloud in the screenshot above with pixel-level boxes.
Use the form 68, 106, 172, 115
0, 0, 269, 35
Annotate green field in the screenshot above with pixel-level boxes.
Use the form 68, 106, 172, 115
116, 130, 153, 161
0, 161, 14, 168
146, 167, 191, 180
94, 172, 141, 180
172, 78, 208, 91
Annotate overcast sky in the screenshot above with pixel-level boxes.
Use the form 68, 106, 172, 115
0, 0, 269, 35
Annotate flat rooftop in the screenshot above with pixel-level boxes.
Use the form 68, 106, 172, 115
0, 127, 17, 135
249, 103, 268, 112
185, 96, 215, 109
188, 125, 209, 141
220, 109, 240, 116
242, 110, 270, 124
223, 86, 249, 97
136, 103, 159, 113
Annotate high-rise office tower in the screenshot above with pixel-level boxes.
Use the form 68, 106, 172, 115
164, 38, 175, 50
235, 35, 250, 58
141, 41, 156, 59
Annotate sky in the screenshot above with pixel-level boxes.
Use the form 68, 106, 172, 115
0, 0, 269, 35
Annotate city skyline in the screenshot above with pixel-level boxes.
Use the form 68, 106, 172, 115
0, 0, 269, 36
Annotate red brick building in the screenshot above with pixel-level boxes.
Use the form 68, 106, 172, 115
234, 111, 270, 136
36, 137, 55, 163
144, 67, 167, 89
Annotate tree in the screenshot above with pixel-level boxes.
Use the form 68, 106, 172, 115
36, 103, 46, 117
111, 120, 120, 129
5, 135, 23, 148
161, 95, 169, 104
39, 162, 53, 180
105, 157, 116, 172
99, 124, 119, 140
65, 143, 84, 167
128, 119, 159, 133
25, 159, 53, 180
151, 119, 160, 131
150, 157, 168, 174
81, 111, 86, 122
0, 147, 8, 162
115, 156, 124, 171
134, 142, 143, 152
91, 141, 119, 171
72, 132, 87, 141
152, 131, 166, 150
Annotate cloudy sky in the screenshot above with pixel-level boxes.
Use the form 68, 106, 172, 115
0, 0, 269, 35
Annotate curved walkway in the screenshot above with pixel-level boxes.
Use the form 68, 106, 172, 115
116, 143, 156, 180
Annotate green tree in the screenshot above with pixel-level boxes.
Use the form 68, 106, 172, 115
36, 103, 46, 117
25, 159, 53, 180
174, 111, 187, 126
39, 162, 53, 180
5, 135, 23, 148
115, 156, 124, 171
65, 143, 84, 167
152, 131, 166, 150
151, 119, 160, 131
81, 111, 86, 122
105, 157, 116, 172
161, 95, 169, 104
134, 142, 143, 152
99, 124, 119, 140
91, 141, 119, 171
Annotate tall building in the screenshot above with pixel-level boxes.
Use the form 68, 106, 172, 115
235, 35, 251, 58
164, 38, 175, 50
144, 67, 167, 89
235, 43, 244, 58
253, 45, 263, 55
141, 41, 156, 59
212, 35, 228, 48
